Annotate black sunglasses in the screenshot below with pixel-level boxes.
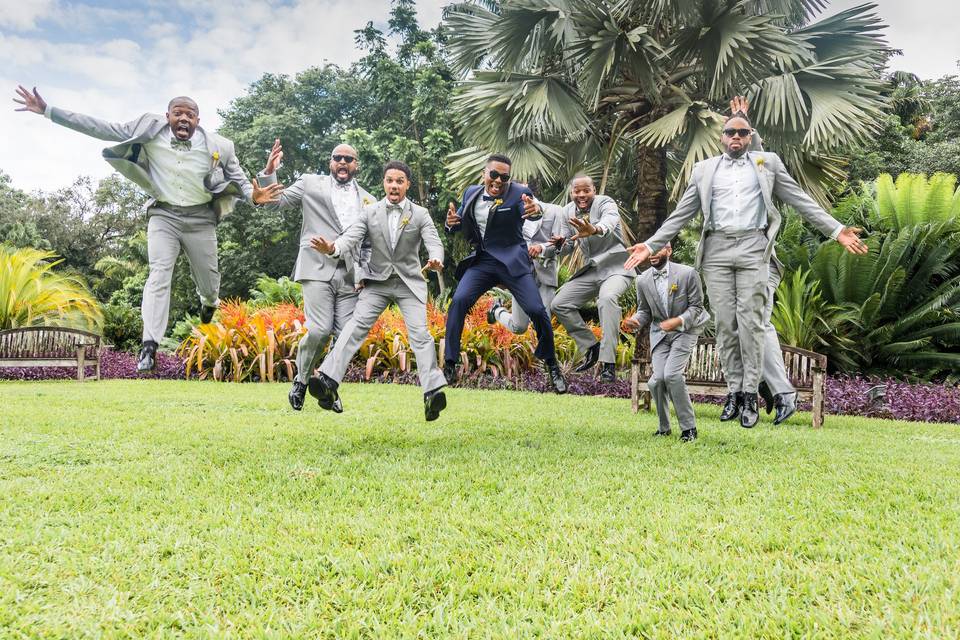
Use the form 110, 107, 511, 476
331, 154, 356, 163
723, 128, 752, 138
488, 169, 511, 182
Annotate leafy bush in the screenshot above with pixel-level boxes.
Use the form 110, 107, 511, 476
0, 246, 102, 331
249, 275, 303, 307
101, 301, 143, 352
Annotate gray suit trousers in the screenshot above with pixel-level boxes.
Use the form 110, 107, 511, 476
319, 276, 446, 393
295, 267, 359, 383
142, 206, 219, 343
551, 270, 632, 364
496, 282, 556, 334
649, 332, 699, 433
701, 230, 769, 394
762, 261, 795, 396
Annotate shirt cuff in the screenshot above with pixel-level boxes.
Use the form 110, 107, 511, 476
830, 225, 843, 241
595, 224, 608, 237
331, 243, 342, 259
44, 104, 53, 119
678, 316, 685, 331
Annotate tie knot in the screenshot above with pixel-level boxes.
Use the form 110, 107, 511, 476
387, 204, 402, 213
170, 137, 192, 151
481, 195, 497, 201
653, 269, 667, 280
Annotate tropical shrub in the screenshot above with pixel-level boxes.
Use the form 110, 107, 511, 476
0, 246, 102, 331
101, 300, 142, 352
770, 268, 855, 355
249, 275, 303, 308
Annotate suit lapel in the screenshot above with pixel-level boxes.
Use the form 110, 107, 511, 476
374, 201, 394, 253
646, 272, 668, 319
747, 152, 774, 205
323, 176, 343, 234
699, 156, 723, 221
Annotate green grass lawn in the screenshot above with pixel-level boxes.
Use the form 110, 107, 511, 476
1, 380, 959, 638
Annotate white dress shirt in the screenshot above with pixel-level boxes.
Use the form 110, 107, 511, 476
709, 153, 766, 231
330, 178, 362, 230
474, 192, 497, 237
652, 261, 685, 330
386, 199, 408, 249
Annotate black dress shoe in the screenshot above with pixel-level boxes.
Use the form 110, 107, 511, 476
680, 428, 698, 442
442, 361, 458, 385
308, 373, 343, 413
719, 392, 743, 421
740, 393, 759, 428
545, 361, 567, 394
199, 304, 217, 324
136, 340, 157, 373
288, 380, 307, 411
758, 380, 775, 415
424, 388, 447, 421
573, 343, 600, 373
487, 300, 503, 325
599, 363, 617, 383
773, 392, 797, 425
653, 429, 672, 437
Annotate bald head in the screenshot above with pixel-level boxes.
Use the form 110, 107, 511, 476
329, 143, 360, 184
569, 173, 596, 212
166, 96, 200, 141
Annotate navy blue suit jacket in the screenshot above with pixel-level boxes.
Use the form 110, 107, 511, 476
447, 182, 538, 280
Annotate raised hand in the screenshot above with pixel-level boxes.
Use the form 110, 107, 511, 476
251, 178, 283, 205
445, 201, 461, 227
263, 138, 283, 175
569, 216, 598, 240
836, 226, 869, 255
13, 85, 47, 114
309, 235, 336, 255
548, 235, 565, 250
621, 316, 641, 333
424, 258, 443, 272
528, 244, 543, 259
521, 193, 541, 219
624, 243, 651, 270
730, 95, 749, 117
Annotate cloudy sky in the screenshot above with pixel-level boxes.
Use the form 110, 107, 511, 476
2, 0, 958, 194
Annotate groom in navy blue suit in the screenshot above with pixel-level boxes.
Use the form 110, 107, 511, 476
443, 154, 567, 393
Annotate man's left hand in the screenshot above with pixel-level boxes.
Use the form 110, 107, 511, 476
837, 226, 869, 255
252, 178, 283, 205
569, 216, 599, 240
521, 194, 541, 219
659, 317, 683, 332
424, 258, 443, 272
309, 235, 336, 255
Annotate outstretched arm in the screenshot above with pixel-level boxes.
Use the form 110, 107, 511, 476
15, 85, 142, 142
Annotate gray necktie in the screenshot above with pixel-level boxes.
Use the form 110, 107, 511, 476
171, 138, 192, 151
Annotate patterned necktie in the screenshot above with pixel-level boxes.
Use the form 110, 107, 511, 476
170, 138, 192, 151
653, 269, 667, 280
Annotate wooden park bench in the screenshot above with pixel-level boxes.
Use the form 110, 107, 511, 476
630, 335, 827, 428
0, 327, 104, 381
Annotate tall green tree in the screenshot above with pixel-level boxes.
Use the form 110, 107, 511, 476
443, 0, 891, 238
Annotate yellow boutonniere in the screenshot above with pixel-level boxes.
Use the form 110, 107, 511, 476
755, 157, 765, 169
211, 151, 220, 167
670, 283, 678, 294
362, 197, 373, 207
400, 215, 411, 228
493, 198, 503, 207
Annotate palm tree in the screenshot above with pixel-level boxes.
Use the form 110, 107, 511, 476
0, 246, 103, 331
443, 0, 890, 238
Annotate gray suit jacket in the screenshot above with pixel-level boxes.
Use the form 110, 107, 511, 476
644, 151, 843, 270
524, 202, 563, 288
259, 172, 374, 284
48, 107, 252, 222
631, 261, 710, 351
334, 199, 444, 304
558, 195, 635, 279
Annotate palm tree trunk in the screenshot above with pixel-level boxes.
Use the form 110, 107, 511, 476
634, 144, 668, 240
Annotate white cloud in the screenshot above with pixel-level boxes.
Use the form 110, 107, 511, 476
0, 0, 59, 30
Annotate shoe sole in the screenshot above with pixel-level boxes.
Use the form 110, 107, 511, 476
425, 391, 447, 421
307, 377, 342, 412
773, 407, 796, 425
740, 416, 759, 428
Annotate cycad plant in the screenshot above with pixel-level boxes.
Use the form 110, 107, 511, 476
810, 222, 960, 379
770, 267, 855, 358
443, 0, 890, 237
0, 246, 103, 331
873, 172, 960, 232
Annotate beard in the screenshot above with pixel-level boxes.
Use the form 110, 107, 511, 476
725, 145, 748, 159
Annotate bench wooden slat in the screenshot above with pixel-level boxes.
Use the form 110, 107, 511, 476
0, 327, 103, 381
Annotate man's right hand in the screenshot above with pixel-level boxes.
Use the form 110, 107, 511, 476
309, 235, 336, 255
445, 202, 461, 227
621, 316, 641, 333
624, 243, 651, 270
263, 138, 283, 175
13, 85, 46, 114
528, 244, 543, 259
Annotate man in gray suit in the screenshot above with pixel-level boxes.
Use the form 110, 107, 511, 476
488, 194, 564, 334
623, 243, 709, 441
256, 141, 375, 411
308, 161, 448, 421
625, 114, 868, 427
13, 86, 279, 372
551, 175, 636, 382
